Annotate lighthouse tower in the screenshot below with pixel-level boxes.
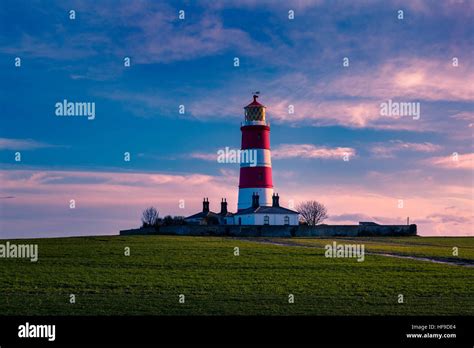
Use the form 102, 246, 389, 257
237, 95, 274, 210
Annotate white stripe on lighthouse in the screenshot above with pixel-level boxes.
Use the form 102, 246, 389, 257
240, 149, 272, 168
238, 187, 274, 210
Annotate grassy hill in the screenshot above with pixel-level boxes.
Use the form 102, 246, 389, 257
0, 235, 472, 315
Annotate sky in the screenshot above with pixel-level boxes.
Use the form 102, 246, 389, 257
0, 0, 473, 238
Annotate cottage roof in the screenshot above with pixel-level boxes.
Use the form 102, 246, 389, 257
184, 211, 220, 220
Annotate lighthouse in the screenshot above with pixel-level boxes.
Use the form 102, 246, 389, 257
185, 94, 299, 226
237, 94, 274, 210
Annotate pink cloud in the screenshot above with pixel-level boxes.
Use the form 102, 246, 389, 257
425, 152, 474, 170
0, 169, 237, 238
451, 111, 474, 129
283, 181, 473, 236
330, 57, 468, 104
1, 167, 472, 237
268, 99, 383, 128
0, 169, 233, 207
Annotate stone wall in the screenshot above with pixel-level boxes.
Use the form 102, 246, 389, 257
120, 224, 417, 237
119, 227, 157, 235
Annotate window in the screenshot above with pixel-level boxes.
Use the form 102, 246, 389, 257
258, 172, 263, 180
284, 216, 290, 225
257, 133, 261, 140
264, 215, 270, 225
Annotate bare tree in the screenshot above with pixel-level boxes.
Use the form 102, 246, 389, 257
141, 206, 159, 227
297, 201, 328, 226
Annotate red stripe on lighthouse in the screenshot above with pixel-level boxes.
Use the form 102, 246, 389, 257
241, 125, 270, 150
239, 167, 273, 188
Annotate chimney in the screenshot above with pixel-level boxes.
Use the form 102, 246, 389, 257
220, 198, 228, 215
252, 192, 260, 208
202, 197, 209, 213
272, 193, 280, 207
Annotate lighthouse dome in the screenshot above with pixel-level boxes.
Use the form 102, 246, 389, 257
244, 95, 266, 121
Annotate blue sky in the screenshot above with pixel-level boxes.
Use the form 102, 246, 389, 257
0, 0, 473, 237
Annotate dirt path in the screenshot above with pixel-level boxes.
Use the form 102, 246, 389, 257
236, 238, 474, 267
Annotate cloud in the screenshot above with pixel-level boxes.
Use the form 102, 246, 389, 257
0, 138, 60, 150
424, 213, 471, 224
268, 99, 384, 128
206, 0, 324, 11
189, 152, 218, 161
370, 140, 442, 158
425, 153, 474, 170
272, 144, 356, 160
125, 15, 268, 64
451, 111, 474, 122
328, 213, 376, 223
382, 59, 473, 101
391, 0, 474, 17
451, 111, 474, 128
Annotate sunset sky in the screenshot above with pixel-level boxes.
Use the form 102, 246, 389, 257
0, 0, 473, 238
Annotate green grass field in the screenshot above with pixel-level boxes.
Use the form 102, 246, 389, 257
0, 235, 472, 315
270, 236, 474, 262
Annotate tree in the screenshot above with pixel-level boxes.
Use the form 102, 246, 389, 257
162, 215, 174, 226
297, 201, 328, 226
173, 216, 187, 225
141, 206, 159, 227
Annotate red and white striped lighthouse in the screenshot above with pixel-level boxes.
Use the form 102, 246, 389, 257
238, 95, 274, 210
